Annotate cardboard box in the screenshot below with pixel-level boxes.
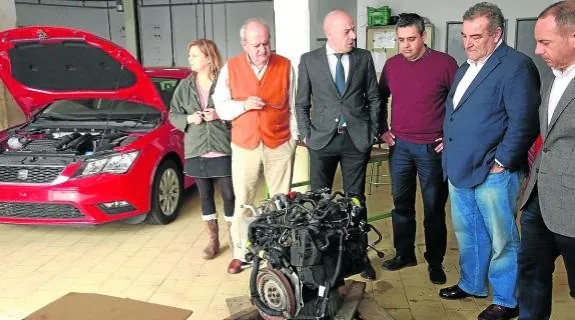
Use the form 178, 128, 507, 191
24, 292, 193, 320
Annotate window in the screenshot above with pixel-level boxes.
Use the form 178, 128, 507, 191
151, 77, 180, 107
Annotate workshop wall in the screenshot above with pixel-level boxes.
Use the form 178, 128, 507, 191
14, 0, 275, 67
357, 0, 555, 52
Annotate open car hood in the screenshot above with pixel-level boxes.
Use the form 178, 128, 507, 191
0, 26, 164, 116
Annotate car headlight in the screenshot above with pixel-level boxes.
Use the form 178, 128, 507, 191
80, 151, 139, 176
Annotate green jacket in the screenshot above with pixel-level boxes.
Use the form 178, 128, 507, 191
169, 74, 232, 159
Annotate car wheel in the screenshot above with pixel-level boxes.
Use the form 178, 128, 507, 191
145, 159, 183, 225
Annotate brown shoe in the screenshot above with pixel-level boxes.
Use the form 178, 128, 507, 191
202, 219, 220, 260
228, 259, 251, 274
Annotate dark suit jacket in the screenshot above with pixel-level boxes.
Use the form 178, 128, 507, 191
522, 74, 575, 237
295, 47, 381, 153
443, 43, 541, 188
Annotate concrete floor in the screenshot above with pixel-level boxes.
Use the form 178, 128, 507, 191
0, 164, 572, 319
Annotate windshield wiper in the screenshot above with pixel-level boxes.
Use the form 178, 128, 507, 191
92, 116, 159, 124
37, 114, 157, 124
36, 114, 84, 121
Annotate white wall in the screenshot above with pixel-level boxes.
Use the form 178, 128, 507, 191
274, 0, 311, 191
357, 0, 555, 51
0, 0, 17, 30
311, 0, 357, 49
274, 0, 310, 68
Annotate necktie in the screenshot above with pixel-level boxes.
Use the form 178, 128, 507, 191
334, 53, 345, 95
335, 53, 346, 127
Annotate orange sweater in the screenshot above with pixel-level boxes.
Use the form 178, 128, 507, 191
228, 53, 291, 149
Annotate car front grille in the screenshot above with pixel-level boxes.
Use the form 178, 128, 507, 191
0, 166, 64, 183
0, 202, 84, 219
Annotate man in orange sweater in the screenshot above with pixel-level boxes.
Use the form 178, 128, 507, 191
213, 18, 298, 274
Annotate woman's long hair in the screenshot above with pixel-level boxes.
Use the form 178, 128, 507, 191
187, 39, 223, 81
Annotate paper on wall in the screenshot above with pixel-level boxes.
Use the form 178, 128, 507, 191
373, 31, 396, 49
371, 51, 387, 72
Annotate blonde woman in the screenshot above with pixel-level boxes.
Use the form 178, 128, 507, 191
169, 39, 234, 259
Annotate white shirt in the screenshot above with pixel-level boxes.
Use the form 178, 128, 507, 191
212, 54, 299, 139
453, 39, 503, 109
453, 40, 506, 167
548, 64, 575, 125
325, 43, 350, 83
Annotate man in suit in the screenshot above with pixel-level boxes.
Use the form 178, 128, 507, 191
519, 2, 575, 319
295, 10, 381, 280
439, 3, 541, 320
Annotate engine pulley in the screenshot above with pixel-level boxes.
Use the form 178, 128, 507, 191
256, 268, 297, 320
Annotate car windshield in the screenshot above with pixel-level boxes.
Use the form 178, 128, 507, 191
151, 77, 180, 107
38, 98, 161, 123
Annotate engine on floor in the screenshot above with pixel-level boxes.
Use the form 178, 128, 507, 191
244, 189, 384, 320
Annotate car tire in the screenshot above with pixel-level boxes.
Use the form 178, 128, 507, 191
145, 159, 183, 225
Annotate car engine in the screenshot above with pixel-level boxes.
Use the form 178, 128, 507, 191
1, 128, 138, 158
244, 189, 384, 320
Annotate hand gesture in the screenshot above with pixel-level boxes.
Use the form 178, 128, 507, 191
490, 163, 506, 173
434, 137, 444, 153
187, 111, 203, 125
202, 108, 219, 122
381, 131, 395, 146
243, 96, 265, 111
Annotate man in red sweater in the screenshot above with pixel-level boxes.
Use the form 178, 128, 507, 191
378, 13, 458, 284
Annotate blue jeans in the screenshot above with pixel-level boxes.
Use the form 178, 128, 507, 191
518, 188, 575, 320
448, 170, 521, 308
390, 138, 448, 265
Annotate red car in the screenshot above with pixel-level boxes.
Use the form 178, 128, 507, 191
0, 26, 194, 225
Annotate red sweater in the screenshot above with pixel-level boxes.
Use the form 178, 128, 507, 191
379, 48, 458, 143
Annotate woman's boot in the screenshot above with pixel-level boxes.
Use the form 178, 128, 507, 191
203, 219, 220, 259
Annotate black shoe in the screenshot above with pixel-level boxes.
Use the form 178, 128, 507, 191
478, 304, 519, 320
439, 285, 488, 300
382, 256, 417, 271
428, 265, 446, 284
360, 263, 376, 281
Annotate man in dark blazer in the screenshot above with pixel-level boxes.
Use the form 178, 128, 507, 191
438, 3, 540, 320
519, 2, 575, 319
295, 10, 381, 280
